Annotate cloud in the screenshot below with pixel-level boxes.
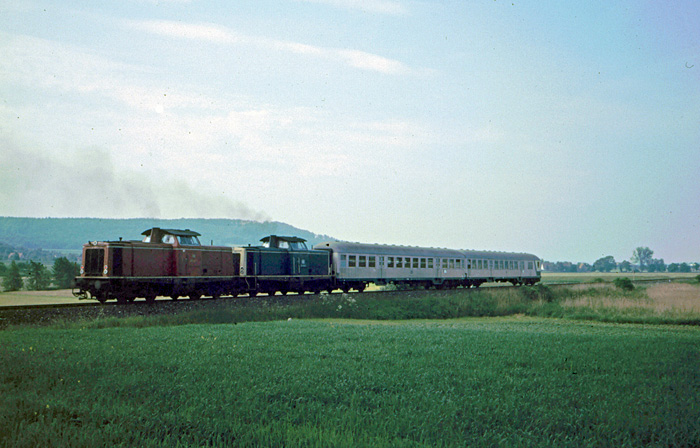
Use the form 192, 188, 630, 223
125, 19, 414, 75
127, 20, 240, 44
296, 0, 408, 15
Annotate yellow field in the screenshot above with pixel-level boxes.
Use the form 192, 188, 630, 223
560, 282, 700, 317
542, 272, 698, 284
0, 289, 81, 307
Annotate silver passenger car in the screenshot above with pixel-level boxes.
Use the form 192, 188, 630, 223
462, 250, 541, 287
314, 241, 541, 292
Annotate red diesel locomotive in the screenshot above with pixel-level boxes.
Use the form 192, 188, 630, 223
74, 227, 332, 303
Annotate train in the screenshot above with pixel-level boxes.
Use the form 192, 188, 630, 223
73, 227, 541, 303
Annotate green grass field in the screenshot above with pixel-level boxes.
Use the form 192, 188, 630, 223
2, 317, 699, 447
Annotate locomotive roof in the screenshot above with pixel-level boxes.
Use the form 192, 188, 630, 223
141, 228, 202, 237
259, 235, 307, 243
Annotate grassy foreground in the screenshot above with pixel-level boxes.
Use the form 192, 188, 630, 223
2, 319, 699, 447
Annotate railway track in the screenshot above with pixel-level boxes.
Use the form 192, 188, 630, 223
0, 278, 685, 328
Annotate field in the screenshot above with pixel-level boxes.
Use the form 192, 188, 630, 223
1, 280, 700, 446
1, 318, 699, 447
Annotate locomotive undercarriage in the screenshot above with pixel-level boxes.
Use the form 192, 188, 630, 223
74, 275, 335, 303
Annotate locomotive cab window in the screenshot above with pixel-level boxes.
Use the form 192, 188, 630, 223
289, 241, 308, 250
177, 235, 201, 246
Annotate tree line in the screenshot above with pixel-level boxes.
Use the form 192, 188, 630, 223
1, 258, 80, 292
545, 247, 699, 273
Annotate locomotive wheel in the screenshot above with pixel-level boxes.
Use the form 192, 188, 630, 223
145, 294, 156, 303
341, 286, 350, 293
170, 295, 179, 300
356, 285, 366, 293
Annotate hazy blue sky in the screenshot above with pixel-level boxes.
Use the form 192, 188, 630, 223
1, 0, 698, 263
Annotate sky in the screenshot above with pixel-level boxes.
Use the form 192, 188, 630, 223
1, 0, 698, 263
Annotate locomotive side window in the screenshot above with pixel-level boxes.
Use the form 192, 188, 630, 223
349, 255, 356, 268
359, 256, 366, 267
162, 235, 176, 244
289, 241, 308, 250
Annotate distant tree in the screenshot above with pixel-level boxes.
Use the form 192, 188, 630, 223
668, 263, 680, 273
631, 247, 654, 271
679, 263, 691, 273
618, 260, 632, 272
647, 258, 666, 273
53, 257, 80, 289
27, 261, 50, 290
0, 263, 6, 276
592, 256, 616, 272
3, 261, 23, 292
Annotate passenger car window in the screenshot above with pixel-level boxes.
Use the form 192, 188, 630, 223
349, 255, 356, 267
359, 256, 366, 267
388, 257, 394, 268
369, 256, 376, 268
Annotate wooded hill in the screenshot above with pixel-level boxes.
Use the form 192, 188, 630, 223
0, 217, 335, 254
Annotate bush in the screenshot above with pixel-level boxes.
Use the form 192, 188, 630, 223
520, 284, 555, 302
613, 277, 634, 291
